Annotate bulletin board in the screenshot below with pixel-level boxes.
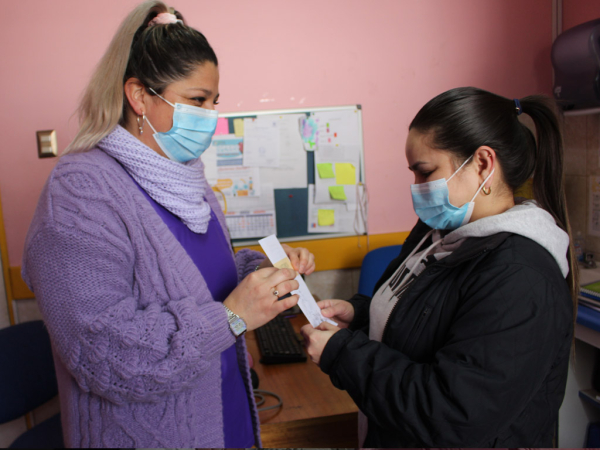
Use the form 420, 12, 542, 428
203, 105, 367, 245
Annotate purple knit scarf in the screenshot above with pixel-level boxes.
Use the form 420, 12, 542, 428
97, 125, 211, 233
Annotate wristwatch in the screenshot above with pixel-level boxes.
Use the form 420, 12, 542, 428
223, 305, 247, 338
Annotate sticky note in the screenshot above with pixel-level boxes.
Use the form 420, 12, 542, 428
233, 118, 244, 137
317, 163, 335, 179
328, 185, 347, 201
215, 118, 229, 135
335, 163, 356, 185
318, 209, 335, 226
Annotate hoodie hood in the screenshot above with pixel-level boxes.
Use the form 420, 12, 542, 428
443, 200, 570, 277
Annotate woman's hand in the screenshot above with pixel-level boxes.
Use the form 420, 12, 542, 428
301, 322, 340, 366
223, 268, 299, 331
258, 244, 316, 275
318, 299, 355, 329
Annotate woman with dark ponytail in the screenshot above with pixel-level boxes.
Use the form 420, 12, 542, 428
22, 1, 316, 447
303, 87, 575, 447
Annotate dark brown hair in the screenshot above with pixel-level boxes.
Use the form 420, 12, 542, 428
410, 87, 578, 310
65, 1, 218, 154
123, 6, 218, 100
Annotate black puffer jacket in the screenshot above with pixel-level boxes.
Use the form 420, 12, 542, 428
320, 220, 573, 447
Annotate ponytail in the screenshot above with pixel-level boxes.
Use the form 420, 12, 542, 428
520, 96, 579, 313
410, 87, 578, 314
64, 1, 169, 154
64, 0, 217, 155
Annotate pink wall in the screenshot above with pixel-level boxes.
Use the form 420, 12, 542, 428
0, 0, 552, 266
563, 0, 600, 30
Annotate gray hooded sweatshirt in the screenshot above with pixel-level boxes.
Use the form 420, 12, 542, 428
369, 200, 570, 342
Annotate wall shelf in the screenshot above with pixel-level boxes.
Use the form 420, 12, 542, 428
562, 106, 600, 117
579, 389, 600, 411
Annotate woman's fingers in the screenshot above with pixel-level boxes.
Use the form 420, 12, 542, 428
300, 323, 338, 365
272, 279, 300, 298
224, 266, 301, 331
321, 307, 334, 317
316, 299, 353, 328
254, 266, 279, 278
286, 247, 301, 271
263, 267, 296, 284
317, 322, 338, 332
296, 247, 310, 273
303, 252, 316, 275
274, 294, 299, 314
318, 299, 344, 316
300, 323, 316, 339
281, 244, 316, 275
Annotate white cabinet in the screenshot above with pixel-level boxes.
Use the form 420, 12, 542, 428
559, 266, 600, 447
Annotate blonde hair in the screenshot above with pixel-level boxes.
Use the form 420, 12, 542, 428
64, 1, 170, 154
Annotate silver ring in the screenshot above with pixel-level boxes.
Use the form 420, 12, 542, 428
273, 289, 279, 297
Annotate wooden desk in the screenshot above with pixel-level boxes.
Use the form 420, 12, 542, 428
246, 314, 359, 448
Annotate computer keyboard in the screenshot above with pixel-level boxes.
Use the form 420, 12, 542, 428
254, 315, 307, 364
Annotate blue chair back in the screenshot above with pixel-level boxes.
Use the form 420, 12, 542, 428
0, 320, 64, 448
358, 245, 403, 296
0, 320, 57, 423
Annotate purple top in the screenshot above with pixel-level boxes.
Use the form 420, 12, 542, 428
136, 184, 255, 448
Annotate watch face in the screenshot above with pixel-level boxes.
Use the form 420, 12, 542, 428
230, 317, 247, 336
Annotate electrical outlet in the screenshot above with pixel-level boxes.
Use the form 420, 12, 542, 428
37, 130, 57, 158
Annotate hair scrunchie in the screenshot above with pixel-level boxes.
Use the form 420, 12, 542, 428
148, 12, 181, 26
514, 98, 523, 116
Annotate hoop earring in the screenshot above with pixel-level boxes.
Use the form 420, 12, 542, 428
482, 186, 492, 195
137, 115, 145, 135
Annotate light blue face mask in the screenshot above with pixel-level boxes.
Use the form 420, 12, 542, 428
145, 88, 218, 163
410, 156, 494, 230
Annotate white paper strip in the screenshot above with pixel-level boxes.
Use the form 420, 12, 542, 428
258, 234, 337, 328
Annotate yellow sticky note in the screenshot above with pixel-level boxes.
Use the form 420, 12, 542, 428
274, 257, 293, 270
233, 118, 244, 137
335, 163, 356, 185
317, 163, 335, 179
318, 209, 335, 226
329, 185, 347, 201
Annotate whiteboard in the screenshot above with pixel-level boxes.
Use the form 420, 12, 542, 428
214, 105, 367, 245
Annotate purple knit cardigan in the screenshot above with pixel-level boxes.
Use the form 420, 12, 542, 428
22, 144, 265, 448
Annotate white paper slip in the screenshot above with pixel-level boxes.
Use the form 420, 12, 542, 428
258, 235, 337, 328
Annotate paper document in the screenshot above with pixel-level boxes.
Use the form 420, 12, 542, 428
243, 117, 280, 167
225, 184, 276, 239
258, 235, 337, 328
216, 166, 261, 197
202, 134, 244, 185
259, 114, 308, 189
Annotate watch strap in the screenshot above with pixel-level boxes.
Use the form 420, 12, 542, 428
223, 305, 247, 338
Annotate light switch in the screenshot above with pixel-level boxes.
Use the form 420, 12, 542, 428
37, 130, 57, 158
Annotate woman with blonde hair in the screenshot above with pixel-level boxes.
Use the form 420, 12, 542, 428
22, 1, 314, 447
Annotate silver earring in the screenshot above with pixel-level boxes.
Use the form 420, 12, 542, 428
137, 115, 145, 135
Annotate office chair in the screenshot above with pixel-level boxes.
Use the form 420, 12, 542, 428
357, 245, 403, 296
0, 320, 64, 448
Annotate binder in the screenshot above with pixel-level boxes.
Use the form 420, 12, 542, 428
580, 280, 600, 309
581, 280, 600, 301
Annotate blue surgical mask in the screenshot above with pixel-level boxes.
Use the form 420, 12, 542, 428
145, 88, 218, 163
410, 156, 494, 230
